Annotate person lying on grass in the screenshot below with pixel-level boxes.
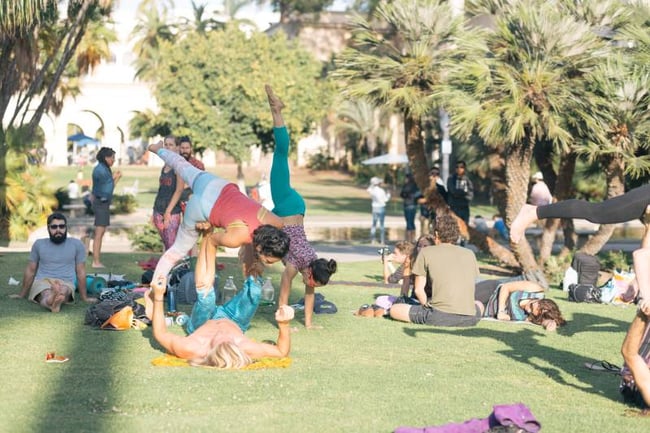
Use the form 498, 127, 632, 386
149, 232, 294, 368
474, 279, 566, 331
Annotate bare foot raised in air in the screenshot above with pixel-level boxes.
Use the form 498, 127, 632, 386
510, 204, 538, 244
148, 140, 163, 154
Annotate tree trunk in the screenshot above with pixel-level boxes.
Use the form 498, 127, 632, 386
403, 114, 429, 190
507, 140, 547, 286
538, 152, 576, 262
0, 129, 7, 244
580, 154, 625, 254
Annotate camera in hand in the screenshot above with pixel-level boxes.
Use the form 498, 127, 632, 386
377, 247, 390, 256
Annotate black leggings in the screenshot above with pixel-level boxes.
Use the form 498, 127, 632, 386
536, 183, 650, 224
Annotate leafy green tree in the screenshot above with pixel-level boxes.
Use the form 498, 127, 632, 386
0, 0, 114, 242
333, 98, 392, 160
153, 24, 330, 164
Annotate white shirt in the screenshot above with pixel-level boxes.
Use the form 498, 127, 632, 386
529, 181, 552, 206
367, 185, 391, 211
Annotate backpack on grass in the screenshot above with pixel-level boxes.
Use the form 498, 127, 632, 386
567, 253, 601, 302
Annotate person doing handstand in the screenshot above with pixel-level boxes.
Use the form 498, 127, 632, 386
265, 85, 337, 329
149, 231, 295, 368
147, 141, 290, 282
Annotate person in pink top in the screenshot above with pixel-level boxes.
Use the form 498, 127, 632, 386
146, 141, 289, 282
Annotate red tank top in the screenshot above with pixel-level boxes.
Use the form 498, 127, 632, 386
209, 184, 262, 240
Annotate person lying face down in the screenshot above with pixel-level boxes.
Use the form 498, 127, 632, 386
148, 233, 294, 369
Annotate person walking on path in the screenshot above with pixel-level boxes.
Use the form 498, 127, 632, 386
146, 139, 289, 283
152, 135, 184, 251
367, 176, 391, 245
266, 85, 337, 329
446, 160, 474, 224
400, 173, 419, 242
10, 212, 97, 312
91, 147, 121, 268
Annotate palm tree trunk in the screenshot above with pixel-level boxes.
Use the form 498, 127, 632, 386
507, 140, 546, 286
403, 114, 429, 189
580, 154, 625, 254
538, 152, 576, 262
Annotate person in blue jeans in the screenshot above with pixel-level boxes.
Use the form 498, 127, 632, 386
149, 231, 295, 369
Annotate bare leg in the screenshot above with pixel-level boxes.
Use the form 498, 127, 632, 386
389, 304, 412, 322
92, 226, 107, 267
621, 312, 650, 408
510, 204, 539, 244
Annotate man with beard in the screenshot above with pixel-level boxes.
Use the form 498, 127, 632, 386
178, 136, 204, 208
11, 213, 97, 312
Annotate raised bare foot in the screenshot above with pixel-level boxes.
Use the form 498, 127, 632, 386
148, 140, 163, 154
92, 263, 106, 269
265, 84, 285, 112
510, 204, 538, 244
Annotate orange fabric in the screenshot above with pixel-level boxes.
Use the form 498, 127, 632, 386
151, 353, 292, 370
101, 306, 134, 330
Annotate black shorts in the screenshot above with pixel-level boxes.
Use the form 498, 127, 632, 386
409, 304, 480, 327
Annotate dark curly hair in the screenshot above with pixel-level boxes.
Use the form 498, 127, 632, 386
252, 224, 290, 259
433, 211, 460, 244
96, 147, 116, 166
309, 258, 337, 285
528, 299, 566, 327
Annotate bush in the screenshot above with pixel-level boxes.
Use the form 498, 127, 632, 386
111, 194, 137, 214
599, 250, 632, 272
128, 224, 163, 252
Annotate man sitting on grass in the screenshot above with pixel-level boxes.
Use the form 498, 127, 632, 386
389, 211, 481, 327
11, 212, 97, 312
148, 230, 294, 369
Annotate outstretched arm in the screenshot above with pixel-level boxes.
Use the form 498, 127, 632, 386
496, 280, 544, 321
195, 230, 217, 292
241, 305, 294, 358
150, 275, 197, 359
265, 84, 285, 128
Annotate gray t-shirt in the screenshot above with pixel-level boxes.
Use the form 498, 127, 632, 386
412, 243, 479, 316
30, 238, 86, 284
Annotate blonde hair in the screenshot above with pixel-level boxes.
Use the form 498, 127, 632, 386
190, 341, 252, 369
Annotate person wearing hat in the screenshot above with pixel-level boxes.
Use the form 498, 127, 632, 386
529, 171, 553, 207
367, 176, 391, 245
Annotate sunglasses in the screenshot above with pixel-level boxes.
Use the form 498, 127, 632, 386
49, 224, 66, 229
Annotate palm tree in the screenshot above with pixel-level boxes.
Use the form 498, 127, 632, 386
333, 0, 468, 191
333, 98, 392, 160
445, 0, 612, 274
0, 0, 115, 242
130, 3, 175, 80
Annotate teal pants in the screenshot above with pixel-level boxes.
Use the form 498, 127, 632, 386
270, 127, 306, 217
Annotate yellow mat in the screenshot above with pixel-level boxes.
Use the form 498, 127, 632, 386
151, 353, 291, 370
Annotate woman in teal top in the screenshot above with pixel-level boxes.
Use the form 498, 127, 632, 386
475, 279, 566, 331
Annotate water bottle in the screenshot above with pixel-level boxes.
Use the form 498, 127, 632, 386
167, 287, 177, 313
261, 277, 275, 306
222, 276, 237, 304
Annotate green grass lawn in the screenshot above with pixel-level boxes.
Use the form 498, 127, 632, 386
0, 251, 647, 432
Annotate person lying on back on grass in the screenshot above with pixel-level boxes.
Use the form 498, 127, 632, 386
474, 279, 566, 331
148, 231, 294, 369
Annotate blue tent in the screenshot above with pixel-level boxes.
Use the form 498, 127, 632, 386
68, 133, 99, 147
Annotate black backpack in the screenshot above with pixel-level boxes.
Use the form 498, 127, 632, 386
572, 252, 600, 286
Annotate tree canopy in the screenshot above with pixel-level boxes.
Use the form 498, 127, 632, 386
152, 24, 331, 162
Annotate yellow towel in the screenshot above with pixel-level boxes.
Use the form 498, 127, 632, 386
151, 353, 291, 370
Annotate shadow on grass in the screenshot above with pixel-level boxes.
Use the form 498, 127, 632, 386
401, 323, 628, 404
